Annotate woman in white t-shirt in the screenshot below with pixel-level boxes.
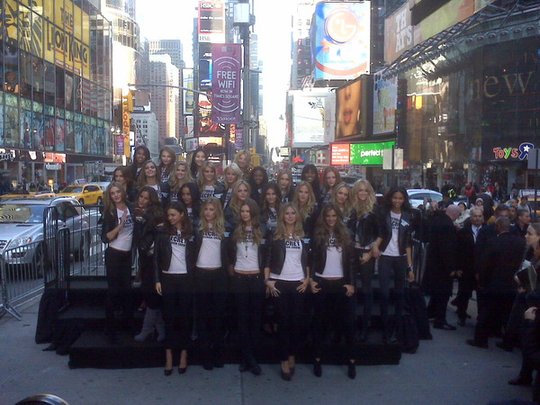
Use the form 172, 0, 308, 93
101, 182, 135, 342
372, 187, 415, 343
224, 180, 251, 234
264, 203, 309, 381
154, 202, 195, 376
137, 160, 170, 207
198, 161, 225, 202
228, 198, 265, 376
311, 204, 357, 379
195, 197, 228, 370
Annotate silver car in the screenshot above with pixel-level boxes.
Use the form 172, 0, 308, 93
407, 189, 443, 209
0, 196, 90, 266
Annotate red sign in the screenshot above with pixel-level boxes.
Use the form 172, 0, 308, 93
331, 143, 350, 166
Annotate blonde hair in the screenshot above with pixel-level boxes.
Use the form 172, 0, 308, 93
331, 182, 353, 218
351, 179, 376, 217
170, 161, 192, 192
293, 181, 317, 219
275, 203, 305, 240
198, 161, 218, 189
199, 197, 225, 238
224, 163, 242, 188
230, 180, 252, 215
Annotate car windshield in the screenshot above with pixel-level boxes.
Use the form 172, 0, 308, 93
61, 186, 83, 193
0, 204, 46, 224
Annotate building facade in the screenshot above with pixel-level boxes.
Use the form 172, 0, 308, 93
132, 110, 159, 160
0, 0, 113, 187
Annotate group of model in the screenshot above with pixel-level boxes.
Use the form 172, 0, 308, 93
100, 145, 415, 381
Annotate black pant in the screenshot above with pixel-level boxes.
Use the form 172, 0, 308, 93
272, 279, 306, 361
378, 255, 407, 332
312, 277, 356, 361
139, 253, 161, 309
454, 274, 475, 319
428, 292, 451, 325
359, 256, 375, 331
105, 247, 132, 333
195, 268, 228, 351
474, 290, 515, 344
232, 273, 265, 363
503, 291, 528, 348
161, 273, 192, 350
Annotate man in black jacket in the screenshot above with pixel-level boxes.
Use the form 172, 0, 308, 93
467, 217, 526, 348
422, 205, 461, 330
454, 207, 484, 325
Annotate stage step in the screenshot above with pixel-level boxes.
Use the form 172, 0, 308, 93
68, 330, 402, 369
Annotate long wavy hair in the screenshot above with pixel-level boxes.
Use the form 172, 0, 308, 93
133, 145, 150, 167
230, 180, 252, 215
166, 201, 193, 238
351, 179, 376, 217
274, 203, 305, 240
137, 160, 159, 188
301, 164, 321, 197
158, 146, 177, 179
322, 166, 342, 190
189, 148, 206, 179
232, 198, 263, 245
314, 203, 350, 249
262, 182, 281, 220
104, 182, 128, 214
293, 181, 317, 219
277, 169, 292, 196
199, 197, 225, 238
137, 186, 164, 227
170, 161, 192, 193
113, 165, 134, 190
331, 182, 353, 218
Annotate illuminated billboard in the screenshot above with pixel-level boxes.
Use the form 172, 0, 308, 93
373, 73, 397, 135
335, 78, 362, 139
198, 0, 226, 43
292, 90, 332, 148
350, 141, 395, 166
331, 143, 350, 166
312, 1, 371, 81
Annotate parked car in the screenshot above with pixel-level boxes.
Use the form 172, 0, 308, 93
0, 196, 91, 267
407, 189, 443, 208
56, 183, 104, 205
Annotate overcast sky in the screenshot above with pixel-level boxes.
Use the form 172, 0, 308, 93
137, 0, 293, 147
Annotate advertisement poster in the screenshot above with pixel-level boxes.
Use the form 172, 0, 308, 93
292, 92, 328, 147
32, 112, 44, 150
350, 141, 395, 166
335, 79, 362, 139
313, 1, 371, 80
331, 143, 350, 166
55, 117, 65, 152
373, 74, 397, 135
182, 68, 194, 115
74, 121, 83, 153
197, 93, 225, 137
211, 44, 241, 124
198, 0, 225, 43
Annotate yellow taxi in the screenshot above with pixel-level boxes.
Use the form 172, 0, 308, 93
56, 183, 104, 205
0, 190, 55, 201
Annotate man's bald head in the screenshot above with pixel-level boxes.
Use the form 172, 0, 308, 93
446, 204, 461, 221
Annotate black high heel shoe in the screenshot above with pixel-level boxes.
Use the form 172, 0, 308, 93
178, 366, 187, 375
347, 362, 356, 379
164, 368, 173, 376
313, 359, 322, 377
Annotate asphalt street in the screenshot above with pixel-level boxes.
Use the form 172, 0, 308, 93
0, 297, 534, 405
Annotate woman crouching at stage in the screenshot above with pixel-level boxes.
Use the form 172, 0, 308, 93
311, 204, 357, 379
228, 198, 265, 376
154, 202, 195, 375
195, 197, 229, 370
264, 203, 310, 381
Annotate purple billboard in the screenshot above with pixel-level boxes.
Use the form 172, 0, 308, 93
211, 44, 241, 124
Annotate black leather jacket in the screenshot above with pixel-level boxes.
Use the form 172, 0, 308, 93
355, 210, 379, 249
100, 203, 136, 245
153, 227, 196, 283
265, 238, 309, 279
378, 209, 413, 255
311, 238, 355, 284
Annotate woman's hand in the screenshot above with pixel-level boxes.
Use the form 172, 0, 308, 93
344, 284, 355, 297
310, 278, 321, 294
407, 270, 415, 283
371, 246, 381, 258
155, 282, 162, 295
360, 252, 371, 264
297, 278, 309, 294
266, 280, 280, 297
524, 307, 537, 321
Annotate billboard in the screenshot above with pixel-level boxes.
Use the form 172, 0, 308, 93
350, 141, 395, 166
196, 94, 225, 137
384, 3, 413, 64
211, 44, 241, 124
330, 143, 350, 166
292, 90, 332, 148
182, 69, 194, 115
335, 78, 362, 139
312, 1, 371, 81
373, 73, 397, 135
198, 0, 226, 43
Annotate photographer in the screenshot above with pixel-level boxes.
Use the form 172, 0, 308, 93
522, 305, 540, 403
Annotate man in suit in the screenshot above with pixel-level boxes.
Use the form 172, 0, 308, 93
454, 207, 484, 326
422, 204, 461, 330
467, 217, 526, 348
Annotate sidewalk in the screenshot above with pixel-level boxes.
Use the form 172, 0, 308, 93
0, 298, 533, 405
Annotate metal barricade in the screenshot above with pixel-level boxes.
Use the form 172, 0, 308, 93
412, 239, 428, 284
0, 240, 46, 320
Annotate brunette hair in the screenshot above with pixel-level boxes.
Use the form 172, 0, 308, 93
383, 186, 412, 212
133, 145, 150, 166
261, 182, 281, 219
137, 186, 164, 227
274, 202, 305, 240
137, 160, 159, 188
113, 165, 134, 189
158, 146, 177, 179
232, 198, 263, 245
322, 166, 342, 189
301, 164, 321, 197
199, 197, 225, 238
179, 182, 201, 207
314, 203, 351, 249
190, 148, 206, 179
166, 201, 193, 238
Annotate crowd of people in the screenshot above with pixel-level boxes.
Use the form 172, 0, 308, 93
99, 145, 540, 398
